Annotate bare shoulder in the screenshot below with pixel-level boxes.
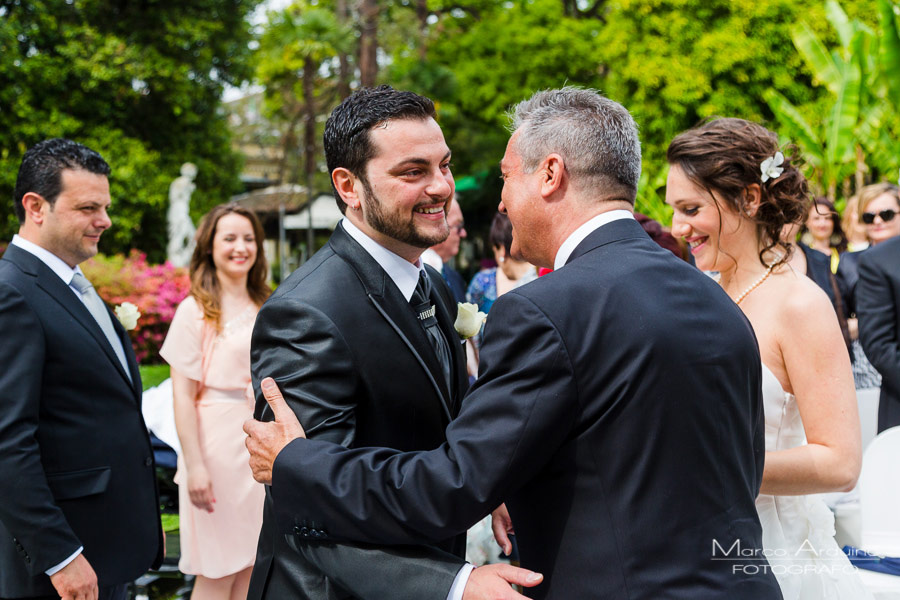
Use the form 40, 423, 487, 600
770, 267, 835, 335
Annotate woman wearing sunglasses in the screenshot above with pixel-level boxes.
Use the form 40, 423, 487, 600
859, 183, 900, 245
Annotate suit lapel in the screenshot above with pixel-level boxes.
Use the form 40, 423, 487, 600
566, 217, 651, 266
329, 225, 454, 421
4, 245, 137, 392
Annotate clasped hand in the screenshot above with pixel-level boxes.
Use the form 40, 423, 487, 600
242, 377, 307, 485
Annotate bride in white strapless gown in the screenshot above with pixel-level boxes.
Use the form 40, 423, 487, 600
757, 364, 873, 599
667, 118, 870, 600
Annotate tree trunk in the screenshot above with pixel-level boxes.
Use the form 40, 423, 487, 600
336, 0, 351, 99
359, 0, 379, 87
303, 59, 318, 259
302, 60, 317, 183
416, 0, 428, 59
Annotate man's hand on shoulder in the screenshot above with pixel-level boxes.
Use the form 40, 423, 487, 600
243, 377, 306, 484
463, 564, 542, 600
49, 553, 98, 600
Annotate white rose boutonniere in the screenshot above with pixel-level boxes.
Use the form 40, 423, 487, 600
455, 302, 486, 340
115, 302, 141, 330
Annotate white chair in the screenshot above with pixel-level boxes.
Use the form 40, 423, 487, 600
858, 426, 900, 597
858, 388, 882, 452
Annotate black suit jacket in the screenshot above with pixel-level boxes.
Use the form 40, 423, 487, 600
0, 244, 162, 598
248, 223, 468, 600
266, 219, 781, 599
857, 237, 900, 431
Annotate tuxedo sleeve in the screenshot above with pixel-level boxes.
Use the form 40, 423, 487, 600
252, 296, 359, 444
0, 283, 82, 575
292, 540, 466, 600
271, 291, 579, 544
858, 253, 900, 392
252, 295, 465, 597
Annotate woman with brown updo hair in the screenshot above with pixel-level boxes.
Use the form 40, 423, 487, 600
666, 119, 869, 600
160, 203, 270, 599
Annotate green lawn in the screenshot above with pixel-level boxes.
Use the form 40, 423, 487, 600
140, 364, 170, 391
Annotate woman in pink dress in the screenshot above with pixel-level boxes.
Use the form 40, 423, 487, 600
160, 203, 270, 599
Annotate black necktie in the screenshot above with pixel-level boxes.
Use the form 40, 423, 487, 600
411, 270, 453, 394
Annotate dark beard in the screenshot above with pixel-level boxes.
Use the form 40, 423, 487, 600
360, 176, 449, 248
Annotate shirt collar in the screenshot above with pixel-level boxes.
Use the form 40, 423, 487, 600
10, 234, 84, 287
420, 248, 444, 273
553, 209, 634, 271
341, 218, 423, 302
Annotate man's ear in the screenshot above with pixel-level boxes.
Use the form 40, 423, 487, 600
21, 192, 47, 225
540, 154, 566, 198
743, 184, 762, 218
332, 168, 361, 212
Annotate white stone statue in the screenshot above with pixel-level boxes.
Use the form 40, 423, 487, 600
167, 162, 197, 267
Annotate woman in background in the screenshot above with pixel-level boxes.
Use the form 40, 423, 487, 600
161, 203, 270, 599
801, 197, 848, 272
858, 183, 900, 248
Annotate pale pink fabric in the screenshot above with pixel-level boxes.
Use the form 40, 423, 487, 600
160, 296, 264, 578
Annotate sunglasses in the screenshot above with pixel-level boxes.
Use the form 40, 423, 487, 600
862, 209, 898, 224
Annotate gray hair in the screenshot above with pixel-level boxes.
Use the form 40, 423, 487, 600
508, 87, 641, 201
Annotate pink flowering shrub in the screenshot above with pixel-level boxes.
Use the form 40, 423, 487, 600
81, 250, 190, 364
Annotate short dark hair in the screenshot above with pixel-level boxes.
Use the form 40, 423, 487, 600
489, 212, 514, 255
323, 85, 436, 214
13, 138, 110, 224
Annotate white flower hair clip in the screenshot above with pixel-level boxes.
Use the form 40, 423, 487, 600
760, 152, 784, 183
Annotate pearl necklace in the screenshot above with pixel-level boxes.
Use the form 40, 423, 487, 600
733, 264, 774, 305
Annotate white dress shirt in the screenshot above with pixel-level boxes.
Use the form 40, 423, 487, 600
341, 219, 474, 598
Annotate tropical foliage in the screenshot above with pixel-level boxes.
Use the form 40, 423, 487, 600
765, 0, 900, 201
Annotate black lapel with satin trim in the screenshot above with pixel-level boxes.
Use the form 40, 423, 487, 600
3, 245, 138, 393
328, 225, 454, 419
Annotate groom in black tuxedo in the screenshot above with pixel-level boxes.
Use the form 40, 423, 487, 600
0, 139, 162, 600
246, 86, 537, 600
247, 88, 782, 599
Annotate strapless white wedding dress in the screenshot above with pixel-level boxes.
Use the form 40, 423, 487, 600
756, 364, 874, 599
